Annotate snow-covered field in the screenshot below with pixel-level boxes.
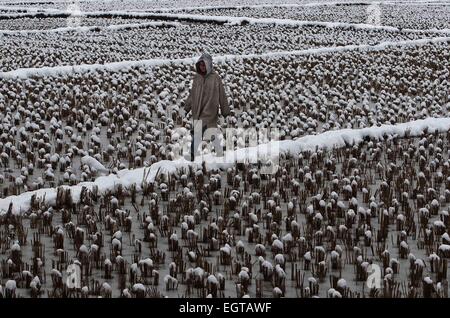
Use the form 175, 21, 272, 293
0, 0, 449, 299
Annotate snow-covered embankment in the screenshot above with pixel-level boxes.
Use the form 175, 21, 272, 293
1, 117, 450, 214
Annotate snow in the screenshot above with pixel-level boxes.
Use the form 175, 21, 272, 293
337, 278, 347, 289
30, 276, 40, 288
51, 269, 62, 277
442, 233, 450, 242
239, 270, 249, 280
132, 283, 146, 291
429, 252, 440, 261
139, 258, 153, 267
415, 259, 426, 268
275, 254, 285, 264
249, 212, 258, 223
81, 155, 109, 175
304, 251, 312, 261
328, 288, 342, 298
255, 244, 265, 253
164, 275, 177, 284
156, 12, 450, 35
275, 264, 286, 277
207, 274, 218, 284
282, 233, 293, 242
423, 276, 433, 284
193, 267, 204, 277
1, 119, 450, 215
4, 7, 449, 34
272, 239, 283, 250
148, 2, 362, 12
112, 238, 121, 249
5, 280, 16, 290
79, 244, 89, 254
400, 241, 409, 249
0, 21, 181, 35
2, 37, 450, 79
262, 260, 273, 270
11, 243, 21, 251
220, 244, 232, 255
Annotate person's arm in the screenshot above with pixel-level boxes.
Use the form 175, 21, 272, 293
218, 76, 230, 117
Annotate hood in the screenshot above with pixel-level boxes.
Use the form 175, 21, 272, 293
195, 53, 213, 76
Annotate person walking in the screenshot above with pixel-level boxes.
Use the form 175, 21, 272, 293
184, 52, 230, 161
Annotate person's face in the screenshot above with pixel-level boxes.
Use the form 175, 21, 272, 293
199, 61, 206, 74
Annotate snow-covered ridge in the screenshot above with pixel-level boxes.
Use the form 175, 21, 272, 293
1, 0, 448, 13
137, 13, 450, 35
1, 36, 449, 79
0, 5, 62, 12
1, 117, 450, 215
0, 21, 181, 34
1, 9, 449, 35
147, 1, 450, 12
146, 1, 371, 12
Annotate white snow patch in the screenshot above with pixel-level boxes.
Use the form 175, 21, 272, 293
81, 155, 109, 175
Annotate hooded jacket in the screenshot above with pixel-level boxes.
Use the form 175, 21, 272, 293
184, 53, 230, 128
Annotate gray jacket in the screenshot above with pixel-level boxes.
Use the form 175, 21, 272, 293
184, 53, 230, 128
